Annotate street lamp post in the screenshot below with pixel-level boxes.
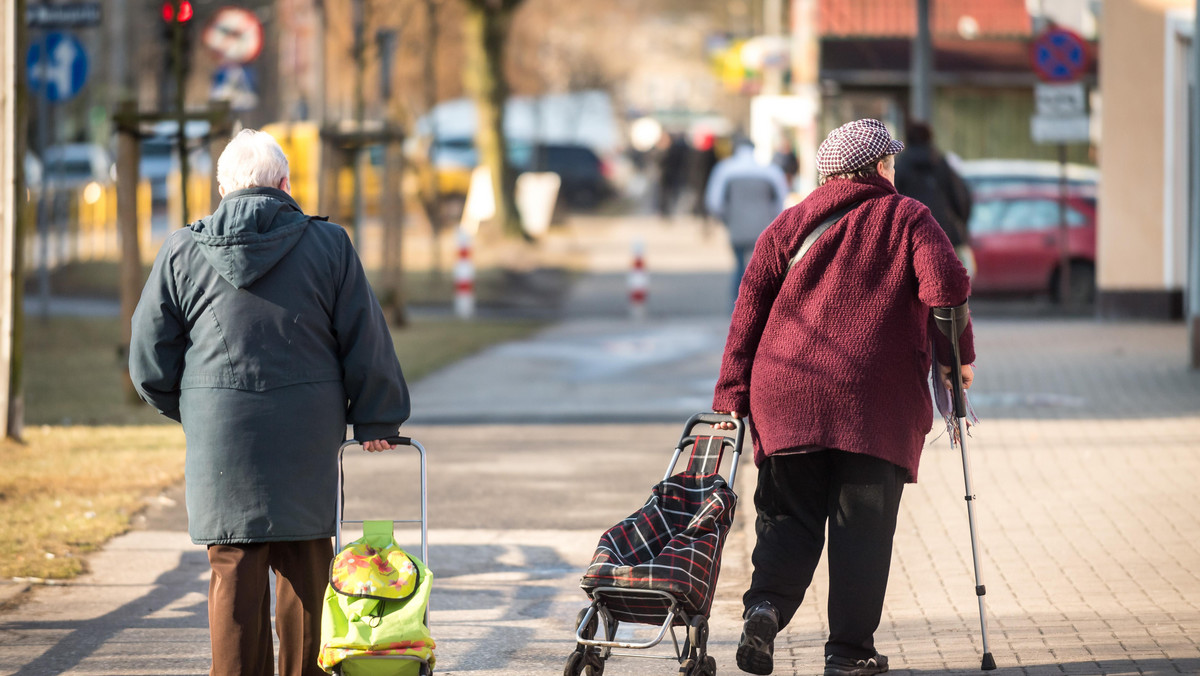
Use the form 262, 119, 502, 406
911, 0, 933, 122
1189, 9, 1200, 368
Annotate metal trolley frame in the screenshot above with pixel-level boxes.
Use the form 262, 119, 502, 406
565, 413, 744, 676
333, 436, 432, 676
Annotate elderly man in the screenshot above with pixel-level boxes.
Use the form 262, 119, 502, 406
130, 129, 410, 676
712, 119, 975, 676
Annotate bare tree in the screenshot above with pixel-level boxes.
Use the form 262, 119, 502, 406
462, 0, 525, 238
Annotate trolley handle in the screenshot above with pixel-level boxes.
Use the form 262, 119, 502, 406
338, 436, 416, 455
682, 412, 746, 453
663, 412, 746, 487
335, 435, 429, 567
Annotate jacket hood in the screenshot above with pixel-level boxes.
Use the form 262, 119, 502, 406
188, 187, 312, 288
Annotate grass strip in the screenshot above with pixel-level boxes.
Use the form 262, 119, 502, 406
5, 314, 544, 580
0, 426, 186, 579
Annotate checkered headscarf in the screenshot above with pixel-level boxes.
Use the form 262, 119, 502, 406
816, 119, 905, 176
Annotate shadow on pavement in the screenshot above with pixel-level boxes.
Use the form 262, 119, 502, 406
887, 658, 1200, 675
0, 550, 209, 676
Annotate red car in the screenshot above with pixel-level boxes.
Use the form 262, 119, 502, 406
967, 187, 1097, 303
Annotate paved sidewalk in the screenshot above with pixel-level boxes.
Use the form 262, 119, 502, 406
3, 215, 1199, 675
773, 320, 1200, 676
408, 303, 1200, 674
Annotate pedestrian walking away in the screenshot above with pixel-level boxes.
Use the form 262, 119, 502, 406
128, 129, 411, 676
710, 118, 976, 676
894, 121, 975, 276
704, 138, 789, 310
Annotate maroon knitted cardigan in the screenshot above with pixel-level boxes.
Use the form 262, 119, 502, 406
712, 175, 974, 482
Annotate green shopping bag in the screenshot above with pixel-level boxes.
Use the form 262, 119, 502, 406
319, 520, 435, 675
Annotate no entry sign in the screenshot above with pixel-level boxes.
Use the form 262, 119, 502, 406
1030, 27, 1090, 83
202, 7, 264, 64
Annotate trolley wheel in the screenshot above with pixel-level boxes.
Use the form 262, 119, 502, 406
575, 607, 599, 640
584, 649, 606, 676
563, 650, 586, 676
678, 658, 696, 675
419, 664, 433, 676
701, 655, 717, 675
687, 615, 709, 654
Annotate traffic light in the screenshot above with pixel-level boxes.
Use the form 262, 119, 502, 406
160, 0, 193, 23
160, 1, 195, 78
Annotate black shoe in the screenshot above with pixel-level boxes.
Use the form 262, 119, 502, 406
823, 652, 889, 676
736, 601, 780, 675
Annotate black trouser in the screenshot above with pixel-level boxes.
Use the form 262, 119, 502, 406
744, 449, 906, 661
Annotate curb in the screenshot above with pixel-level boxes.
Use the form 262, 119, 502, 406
0, 581, 31, 609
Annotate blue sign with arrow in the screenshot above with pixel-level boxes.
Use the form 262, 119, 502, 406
26, 31, 89, 102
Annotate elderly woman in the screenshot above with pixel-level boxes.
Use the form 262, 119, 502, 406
712, 119, 975, 676
130, 129, 410, 676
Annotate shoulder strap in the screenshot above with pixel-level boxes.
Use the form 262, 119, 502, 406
787, 202, 860, 272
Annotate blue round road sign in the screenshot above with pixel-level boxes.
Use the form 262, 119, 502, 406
26, 31, 90, 102
1030, 27, 1089, 83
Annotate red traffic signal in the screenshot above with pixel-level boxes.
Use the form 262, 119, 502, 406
161, 0, 194, 22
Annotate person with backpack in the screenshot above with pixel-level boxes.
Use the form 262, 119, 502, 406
129, 129, 410, 676
711, 119, 975, 676
894, 121, 975, 275
705, 138, 790, 309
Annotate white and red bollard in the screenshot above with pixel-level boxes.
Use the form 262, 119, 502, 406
454, 228, 475, 319
629, 237, 648, 321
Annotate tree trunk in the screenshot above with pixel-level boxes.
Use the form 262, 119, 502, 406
3, 0, 28, 439
116, 102, 143, 403
463, 2, 521, 238
421, 0, 445, 279
380, 139, 407, 326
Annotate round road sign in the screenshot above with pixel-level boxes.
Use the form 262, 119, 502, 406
1030, 27, 1090, 83
202, 7, 264, 64
26, 32, 90, 102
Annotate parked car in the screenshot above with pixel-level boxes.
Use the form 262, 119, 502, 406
40, 143, 114, 190
518, 143, 614, 209
141, 120, 213, 203
426, 138, 615, 210
958, 158, 1098, 194
968, 187, 1097, 304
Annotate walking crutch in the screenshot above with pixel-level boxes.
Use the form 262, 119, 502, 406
933, 303, 997, 671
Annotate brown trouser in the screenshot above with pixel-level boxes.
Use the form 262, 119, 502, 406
207, 539, 333, 676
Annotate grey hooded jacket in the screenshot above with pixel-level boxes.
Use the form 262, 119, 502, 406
129, 187, 410, 545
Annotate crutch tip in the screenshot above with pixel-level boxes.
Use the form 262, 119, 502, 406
981, 653, 997, 670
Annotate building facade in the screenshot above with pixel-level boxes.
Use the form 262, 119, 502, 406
1097, 0, 1195, 319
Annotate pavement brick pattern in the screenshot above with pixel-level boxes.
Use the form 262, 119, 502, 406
769, 320, 1200, 676
5, 212, 1200, 676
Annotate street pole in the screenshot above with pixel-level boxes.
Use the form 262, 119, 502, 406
1189, 9, 1200, 368
790, 0, 819, 195
352, 0, 366, 236
911, 0, 933, 122
1058, 143, 1071, 307
1, 0, 22, 439
764, 0, 782, 36
171, 0, 189, 226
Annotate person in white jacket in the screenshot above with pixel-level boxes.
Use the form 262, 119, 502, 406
705, 140, 790, 308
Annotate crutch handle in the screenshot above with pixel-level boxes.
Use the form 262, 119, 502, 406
932, 302, 969, 341
932, 303, 969, 418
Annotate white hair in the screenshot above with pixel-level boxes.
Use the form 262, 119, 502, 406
217, 129, 289, 193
